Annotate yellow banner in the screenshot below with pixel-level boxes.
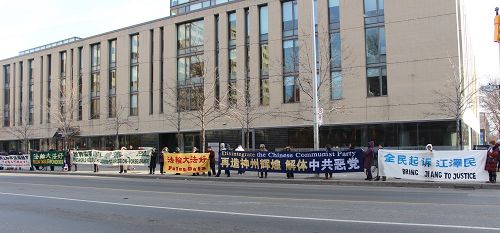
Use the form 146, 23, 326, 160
163, 153, 210, 174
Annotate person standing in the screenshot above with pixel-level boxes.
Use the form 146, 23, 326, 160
284, 146, 294, 179
485, 139, 499, 183
174, 147, 181, 175
207, 146, 216, 176
215, 143, 225, 177
235, 145, 244, 175
149, 148, 157, 174
259, 144, 268, 178
192, 147, 200, 176
374, 144, 386, 181
160, 147, 168, 174
324, 144, 333, 180
119, 146, 127, 174
364, 141, 375, 181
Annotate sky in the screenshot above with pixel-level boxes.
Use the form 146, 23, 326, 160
0, 0, 498, 81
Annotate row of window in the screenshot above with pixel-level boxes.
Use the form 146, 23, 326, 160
1, 0, 387, 127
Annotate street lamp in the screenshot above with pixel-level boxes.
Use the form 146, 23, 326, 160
311, 0, 320, 151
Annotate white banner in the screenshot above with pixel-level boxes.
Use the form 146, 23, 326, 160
0, 154, 31, 170
378, 149, 489, 182
71, 149, 151, 166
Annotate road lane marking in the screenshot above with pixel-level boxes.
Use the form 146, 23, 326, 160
0, 180, 495, 208
0, 191, 498, 231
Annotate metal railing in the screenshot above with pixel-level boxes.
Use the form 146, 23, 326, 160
19, 37, 81, 56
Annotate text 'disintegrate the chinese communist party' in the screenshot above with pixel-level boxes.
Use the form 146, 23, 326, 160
378, 149, 489, 182
163, 153, 210, 174
219, 149, 364, 174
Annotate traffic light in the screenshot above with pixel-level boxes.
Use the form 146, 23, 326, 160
495, 8, 500, 42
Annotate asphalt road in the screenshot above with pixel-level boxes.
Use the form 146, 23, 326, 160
0, 173, 499, 233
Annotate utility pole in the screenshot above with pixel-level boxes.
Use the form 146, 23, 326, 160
311, 0, 319, 151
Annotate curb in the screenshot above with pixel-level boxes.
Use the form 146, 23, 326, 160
1, 170, 499, 190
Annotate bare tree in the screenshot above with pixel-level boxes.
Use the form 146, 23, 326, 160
480, 79, 500, 137
163, 85, 184, 149
106, 102, 133, 150
49, 80, 81, 151
271, 27, 350, 125
7, 112, 34, 153
183, 81, 227, 153
432, 58, 478, 149
222, 85, 265, 150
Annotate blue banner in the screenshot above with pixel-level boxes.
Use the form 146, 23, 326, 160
219, 149, 364, 174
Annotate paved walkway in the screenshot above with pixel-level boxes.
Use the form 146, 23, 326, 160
2, 164, 499, 190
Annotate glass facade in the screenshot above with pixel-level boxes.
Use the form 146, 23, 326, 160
90, 44, 100, 119
28, 59, 34, 125
18, 62, 23, 126
3, 65, 10, 127
177, 20, 204, 111
109, 40, 117, 118
259, 5, 269, 106
130, 34, 139, 116
364, 0, 387, 97
329, 0, 342, 100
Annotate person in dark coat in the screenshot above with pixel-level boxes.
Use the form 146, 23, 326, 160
364, 141, 375, 181
160, 147, 168, 174
65, 149, 71, 171
485, 139, 499, 183
324, 144, 333, 180
208, 146, 216, 176
149, 148, 157, 174
284, 146, 294, 179
259, 144, 268, 178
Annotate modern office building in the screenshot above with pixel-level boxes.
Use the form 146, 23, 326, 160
0, 0, 480, 152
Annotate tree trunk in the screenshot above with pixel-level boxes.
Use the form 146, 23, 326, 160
456, 118, 462, 150
115, 133, 119, 150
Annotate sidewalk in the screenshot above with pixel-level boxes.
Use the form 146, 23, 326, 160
2, 165, 499, 190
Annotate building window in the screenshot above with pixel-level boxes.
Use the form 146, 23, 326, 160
364, 0, 384, 25
331, 72, 342, 100
365, 27, 386, 65
228, 12, 236, 47
77, 48, 83, 121
367, 67, 387, 97
109, 40, 117, 118
282, 0, 298, 38
215, 15, 220, 105
283, 39, 299, 75
3, 65, 10, 127
329, 0, 340, 30
47, 55, 52, 123
259, 5, 269, 105
159, 27, 164, 113
28, 59, 34, 125
177, 20, 204, 111
59, 52, 67, 116
109, 39, 116, 69
284, 76, 300, 103
90, 44, 100, 119
130, 34, 139, 116
177, 20, 204, 55
364, 0, 386, 97
18, 62, 23, 125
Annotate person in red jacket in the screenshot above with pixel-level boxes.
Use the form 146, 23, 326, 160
208, 146, 216, 176
364, 141, 375, 181
485, 139, 499, 183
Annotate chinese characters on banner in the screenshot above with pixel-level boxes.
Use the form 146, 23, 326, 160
378, 149, 489, 182
71, 150, 151, 166
219, 150, 364, 174
31, 151, 65, 166
0, 154, 31, 170
163, 153, 210, 174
